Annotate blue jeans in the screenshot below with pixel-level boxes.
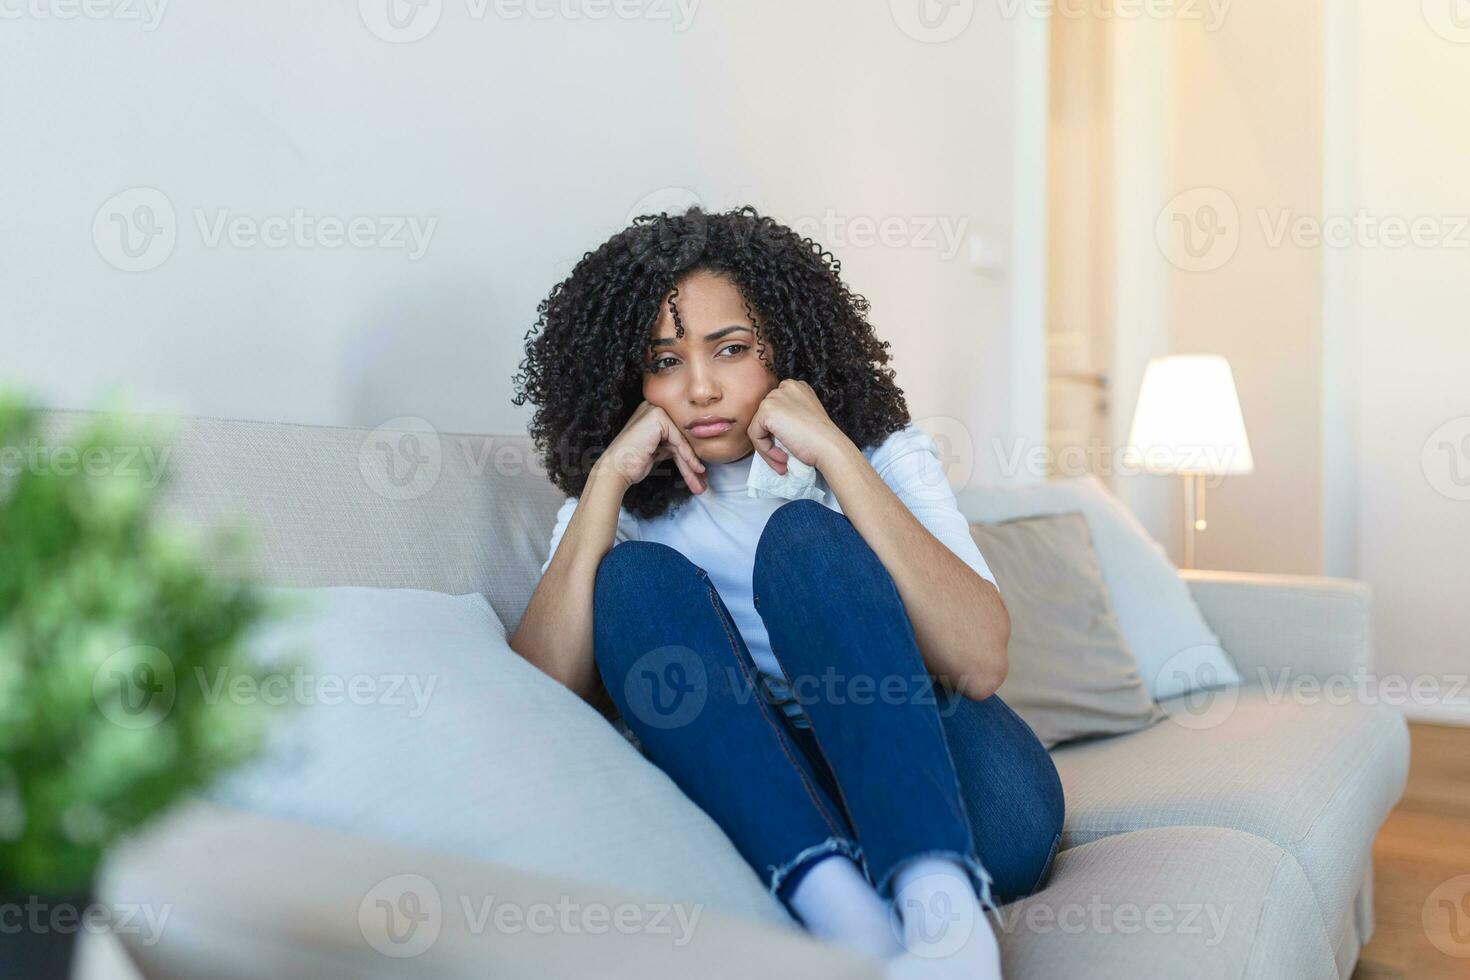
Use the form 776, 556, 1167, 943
591, 498, 1063, 924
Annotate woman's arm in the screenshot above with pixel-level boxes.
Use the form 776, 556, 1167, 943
512, 400, 707, 716
509, 463, 630, 716
818, 438, 1010, 700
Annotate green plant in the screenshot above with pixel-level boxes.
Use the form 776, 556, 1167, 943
0, 394, 284, 892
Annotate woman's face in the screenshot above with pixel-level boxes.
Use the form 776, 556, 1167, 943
643, 270, 777, 464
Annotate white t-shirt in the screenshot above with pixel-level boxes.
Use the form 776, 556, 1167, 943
539, 422, 997, 719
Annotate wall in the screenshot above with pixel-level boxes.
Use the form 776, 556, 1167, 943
0, 0, 1041, 486
1163, 0, 1326, 573
1114, 0, 1470, 723
1084, 3, 1328, 566
1346, 0, 1470, 723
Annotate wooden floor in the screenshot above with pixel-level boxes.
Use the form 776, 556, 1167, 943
1352, 722, 1470, 979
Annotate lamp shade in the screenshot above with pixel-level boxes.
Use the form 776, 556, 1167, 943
1125, 355, 1254, 475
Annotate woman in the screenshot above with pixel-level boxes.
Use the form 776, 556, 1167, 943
510, 206, 1062, 979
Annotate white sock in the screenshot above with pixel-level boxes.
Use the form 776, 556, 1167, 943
788, 854, 904, 963
883, 856, 1003, 980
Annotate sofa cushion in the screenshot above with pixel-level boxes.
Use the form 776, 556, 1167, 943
968, 512, 1165, 748
997, 826, 1337, 980
955, 475, 1241, 700
1050, 687, 1409, 958
205, 586, 793, 928
38, 411, 566, 636
101, 801, 854, 980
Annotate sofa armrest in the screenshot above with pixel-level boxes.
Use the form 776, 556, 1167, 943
98, 800, 879, 980
1179, 569, 1372, 686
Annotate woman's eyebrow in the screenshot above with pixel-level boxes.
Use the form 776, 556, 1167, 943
650, 324, 752, 349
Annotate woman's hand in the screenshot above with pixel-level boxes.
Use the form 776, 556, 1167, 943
594, 400, 708, 494
747, 379, 853, 475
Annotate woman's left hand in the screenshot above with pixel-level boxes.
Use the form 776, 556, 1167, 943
747, 379, 853, 475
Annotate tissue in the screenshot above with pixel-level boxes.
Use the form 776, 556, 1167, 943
747, 437, 826, 502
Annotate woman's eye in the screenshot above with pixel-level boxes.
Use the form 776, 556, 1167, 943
650, 345, 745, 373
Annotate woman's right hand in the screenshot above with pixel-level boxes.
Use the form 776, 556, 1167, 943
595, 401, 708, 494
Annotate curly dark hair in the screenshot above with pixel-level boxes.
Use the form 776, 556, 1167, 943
510, 205, 912, 520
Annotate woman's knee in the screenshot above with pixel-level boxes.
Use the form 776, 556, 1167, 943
594, 540, 686, 600
592, 540, 694, 668
753, 498, 854, 585
758, 497, 841, 551
590, 540, 749, 698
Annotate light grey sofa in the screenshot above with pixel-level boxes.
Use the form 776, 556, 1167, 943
54, 410, 1407, 980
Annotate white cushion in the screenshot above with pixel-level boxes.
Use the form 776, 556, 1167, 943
956, 475, 1241, 700
205, 586, 792, 927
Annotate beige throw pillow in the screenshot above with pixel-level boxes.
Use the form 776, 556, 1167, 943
969, 511, 1166, 749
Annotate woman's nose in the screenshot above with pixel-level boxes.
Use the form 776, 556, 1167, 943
686, 362, 719, 400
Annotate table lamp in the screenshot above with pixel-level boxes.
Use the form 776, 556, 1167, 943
1125, 355, 1254, 568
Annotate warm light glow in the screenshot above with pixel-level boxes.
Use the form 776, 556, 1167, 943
1126, 355, 1255, 476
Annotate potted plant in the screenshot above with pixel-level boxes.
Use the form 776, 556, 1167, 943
0, 395, 283, 977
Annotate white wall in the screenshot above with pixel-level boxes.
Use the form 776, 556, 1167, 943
1103, 5, 1327, 566
1344, 0, 1470, 724
1166, 0, 1326, 574
0, 0, 1042, 485
1111, 0, 1470, 724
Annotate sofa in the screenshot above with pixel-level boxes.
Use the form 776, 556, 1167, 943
56, 410, 1408, 980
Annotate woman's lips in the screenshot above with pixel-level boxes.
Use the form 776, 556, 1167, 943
688, 419, 734, 438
